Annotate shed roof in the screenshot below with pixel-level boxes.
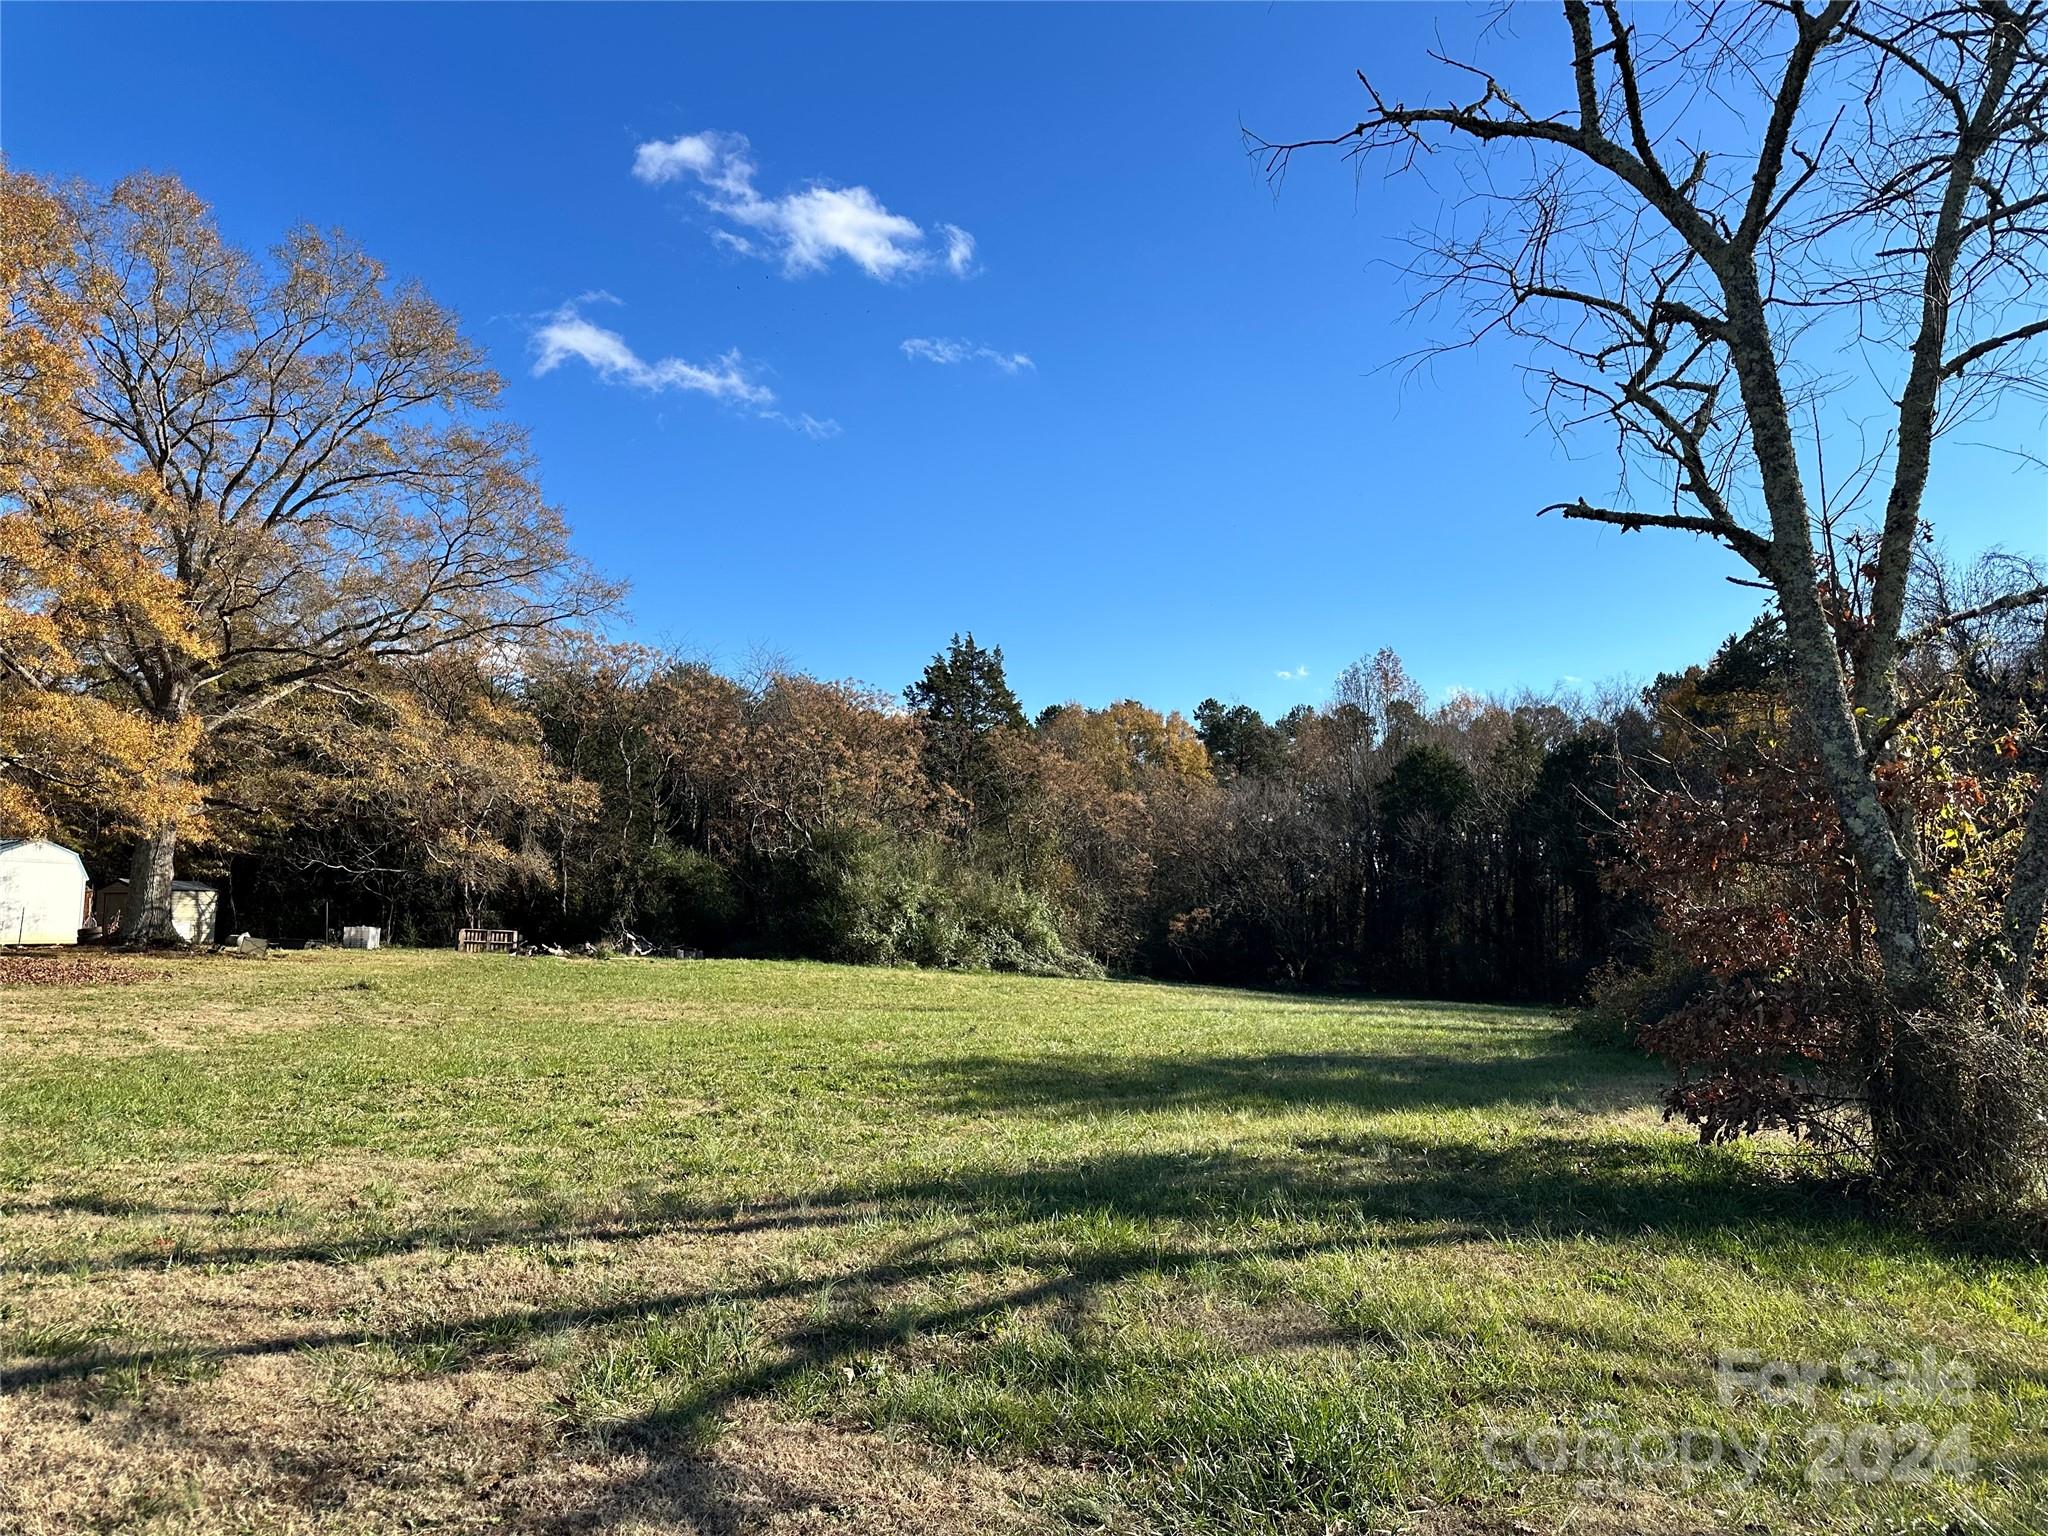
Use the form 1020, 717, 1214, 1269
0, 838, 88, 874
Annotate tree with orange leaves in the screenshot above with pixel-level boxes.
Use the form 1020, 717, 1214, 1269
0, 168, 203, 843
7, 171, 613, 940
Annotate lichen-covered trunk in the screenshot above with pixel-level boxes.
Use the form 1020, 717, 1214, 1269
1713, 275, 2017, 1194
122, 819, 181, 945
1720, 274, 1932, 1003
1772, 605, 1932, 995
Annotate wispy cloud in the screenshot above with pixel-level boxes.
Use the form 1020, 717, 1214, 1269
772, 412, 843, 441
939, 223, 976, 277
900, 336, 1034, 374
532, 298, 836, 438
1275, 664, 1310, 681
634, 130, 975, 283
533, 299, 771, 403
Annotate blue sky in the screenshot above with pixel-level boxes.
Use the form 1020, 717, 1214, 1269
6, 3, 2038, 719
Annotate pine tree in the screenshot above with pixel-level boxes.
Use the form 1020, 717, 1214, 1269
906, 633, 1026, 824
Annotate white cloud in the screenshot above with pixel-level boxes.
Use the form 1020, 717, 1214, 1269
900, 336, 1034, 374
532, 300, 774, 405
633, 130, 974, 282
1275, 664, 1310, 681
769, 185, 925, 279
770, 411, 843, 440
939, 223, 977, 277
632, 133, 733, 189
900, 337, 968, 365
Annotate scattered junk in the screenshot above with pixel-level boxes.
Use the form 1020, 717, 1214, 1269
524, 931, 704, 961
342, 925, 381, 950
93, 878, 220, 946
611, 930, 704, 959
534, 939, 620, 959
0, 838, 93, 946
232, 932, 271, 956
457, 926, 520, 954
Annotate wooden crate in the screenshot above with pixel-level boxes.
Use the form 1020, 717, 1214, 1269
456, 927, 519, 954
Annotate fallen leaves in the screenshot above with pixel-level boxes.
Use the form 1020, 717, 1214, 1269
0, 953, 157, 988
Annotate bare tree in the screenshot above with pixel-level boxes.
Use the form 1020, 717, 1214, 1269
47, 174, 614, 940
1256, 1, 2048, 1191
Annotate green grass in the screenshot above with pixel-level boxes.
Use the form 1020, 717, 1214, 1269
0, 950, 2041, 1534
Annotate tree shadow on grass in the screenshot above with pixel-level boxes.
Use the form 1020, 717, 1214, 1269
13, 987, 1989, 1287
806, 1128, 1932, 1261
7, 1126, 2034, 1532
3, 1132, 1956, 1397
910, 1043, 1668, 1119
9, 1009, 2029, 1528
0, 1191, 863, 1278
7, 1032, 1665, 1281
10, 983, 2034, 1529
2, 1209, 1386, 1532
501, 1446, 855, 1536
1089, 975, 1560, 1017
6, 1115, 1873, 1288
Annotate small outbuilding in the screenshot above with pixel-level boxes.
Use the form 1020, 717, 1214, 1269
0, 839, 93, 946
95, 879, 220, 946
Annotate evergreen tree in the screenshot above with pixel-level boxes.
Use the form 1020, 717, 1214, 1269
1193, 699, 1288, 779
906, 633, 1027, 823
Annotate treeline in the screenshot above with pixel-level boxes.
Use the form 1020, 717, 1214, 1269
1, 165, 1657, 1001
43, 631, 1680, 1002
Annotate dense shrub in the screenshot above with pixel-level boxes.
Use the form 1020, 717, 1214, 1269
807, 831, 1097, 977
1577, 948, 1708, 1052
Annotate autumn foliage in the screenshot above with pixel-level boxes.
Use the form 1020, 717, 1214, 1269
0, 169, 204, 839
1609, 620, 2046, 1185
0, 168, 610, 940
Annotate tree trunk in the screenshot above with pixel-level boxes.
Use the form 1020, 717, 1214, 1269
1718, 275, 1935, 1005
122, 821, 182, 945
1714, 277, 2001, 1197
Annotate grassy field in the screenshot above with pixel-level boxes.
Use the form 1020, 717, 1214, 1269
0, 951, 2040, 1535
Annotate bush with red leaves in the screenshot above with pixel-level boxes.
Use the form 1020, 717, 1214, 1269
1611, 661, 2037, 1164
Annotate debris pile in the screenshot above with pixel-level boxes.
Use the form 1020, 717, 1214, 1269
523, 932, 704, 960
0, 954, 158, 987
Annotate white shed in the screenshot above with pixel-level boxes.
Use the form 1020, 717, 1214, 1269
0, 839, 92, 946
94, 879, 219, 945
